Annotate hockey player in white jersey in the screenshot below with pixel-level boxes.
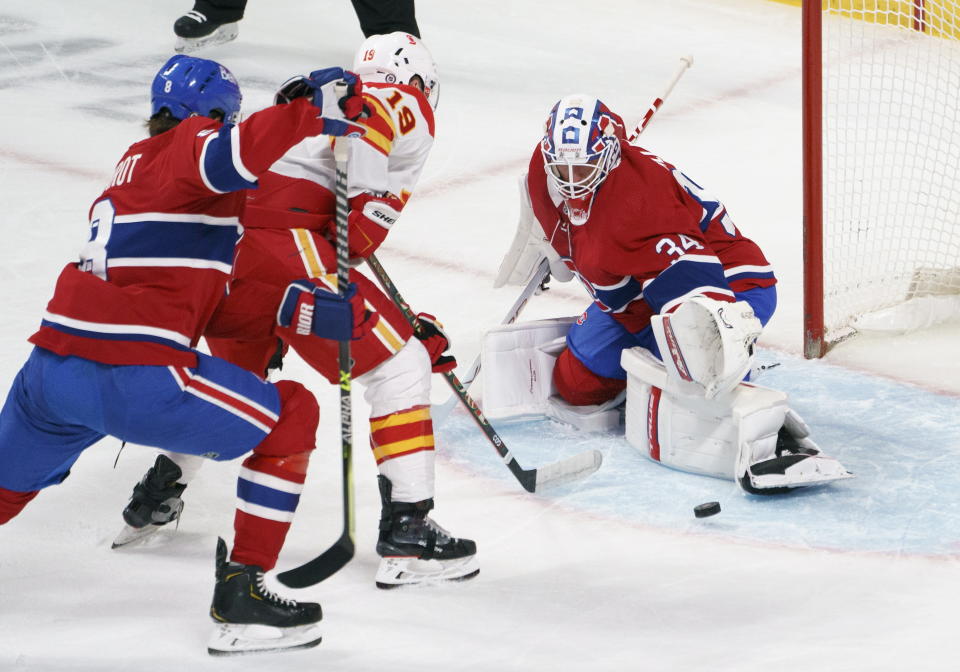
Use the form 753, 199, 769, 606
115, 33, 479, 588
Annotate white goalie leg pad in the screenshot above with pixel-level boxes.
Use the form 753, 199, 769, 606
622, 347, 853, 491
651, 297, 762, 399
356, 339, 435, 502
545, 391, 625, 433
207, 623, 322, 656
479, 317, 576, 419
493, 174, 573, 288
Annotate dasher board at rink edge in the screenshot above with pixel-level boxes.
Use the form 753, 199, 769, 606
435, 349, 960, 557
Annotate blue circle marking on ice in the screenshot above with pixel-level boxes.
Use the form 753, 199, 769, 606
436, 350, 960, 556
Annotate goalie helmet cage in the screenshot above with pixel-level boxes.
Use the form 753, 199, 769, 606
802, 0, 960, 358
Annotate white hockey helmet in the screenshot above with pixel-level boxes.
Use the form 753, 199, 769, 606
352, 32, 439, 109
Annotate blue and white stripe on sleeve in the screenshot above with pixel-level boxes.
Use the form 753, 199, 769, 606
199, 124, 259, 193
642, 253, 734, 314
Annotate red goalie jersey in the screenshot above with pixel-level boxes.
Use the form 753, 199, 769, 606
527, 141, 777, 334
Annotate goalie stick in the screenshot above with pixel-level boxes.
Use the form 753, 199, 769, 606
432, 257, 552, 426
627, 54, 694, 145
277, 137, 355, 589
365, 252, 602, 493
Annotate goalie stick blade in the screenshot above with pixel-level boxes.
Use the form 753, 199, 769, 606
276, 535, 354, 589
533, 449, 604, 491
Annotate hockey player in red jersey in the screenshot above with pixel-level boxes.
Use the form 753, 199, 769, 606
116, 33, 479, 588
490, 94, 851, 494
0, 54, 375, 655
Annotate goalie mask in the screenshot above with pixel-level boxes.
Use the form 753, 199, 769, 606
352, 32, 440, 109
541, 95, 624, 223
151, 54, 242, 124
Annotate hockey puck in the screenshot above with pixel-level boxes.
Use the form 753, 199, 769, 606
693, 501, 721, 518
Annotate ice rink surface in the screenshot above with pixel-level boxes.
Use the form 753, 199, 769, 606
0, 0, 958, 670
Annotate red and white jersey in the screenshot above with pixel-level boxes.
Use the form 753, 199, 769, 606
29, 99, 338, 367
242, 82, 435, 258
527, 141, 776, 333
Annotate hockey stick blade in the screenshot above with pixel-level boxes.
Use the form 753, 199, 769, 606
533, 449, 603, 490
276, 533, 354, 588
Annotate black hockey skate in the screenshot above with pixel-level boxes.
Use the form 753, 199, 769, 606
173, 10, 239, 53
208, 538, 322, 655
374, 476, 479, 589
112, 454, 186, 549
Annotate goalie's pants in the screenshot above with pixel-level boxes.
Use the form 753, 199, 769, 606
556, 285, 778, 406
0, 347, 318, 570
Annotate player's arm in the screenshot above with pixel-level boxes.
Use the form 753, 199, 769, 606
342, 90, 432, 259
197, 70, 366, 194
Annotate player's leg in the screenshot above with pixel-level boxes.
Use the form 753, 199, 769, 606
102, 352, 323, 652
350, 0, 420, 38
355, 338, 478, 588
173, 0, 244, 53
0, 348, 107, 524
113, 333, 281, 547
553, 304, 635, 405
116, 228, 297, 546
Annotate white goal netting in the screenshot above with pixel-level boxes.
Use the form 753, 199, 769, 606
822, 1, 960, 340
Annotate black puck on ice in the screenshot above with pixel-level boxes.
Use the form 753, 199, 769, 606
693, 501, 721, 518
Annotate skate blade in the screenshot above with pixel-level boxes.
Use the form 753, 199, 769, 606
111, 523, 163, 549
175, 23, 240, 53
375, 554, 480, 589
207, 623, 321, 656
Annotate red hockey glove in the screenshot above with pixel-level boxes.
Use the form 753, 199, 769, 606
415, 313, 457, 374
277, 280, 379, 341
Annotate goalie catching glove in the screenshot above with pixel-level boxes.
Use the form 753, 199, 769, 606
275, 67, 370, 124
276, 279, 379, 341
651, 295, 762, 399
415, 313, 457, 373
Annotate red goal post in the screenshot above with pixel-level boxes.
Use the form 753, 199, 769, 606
802, 1, 960, 358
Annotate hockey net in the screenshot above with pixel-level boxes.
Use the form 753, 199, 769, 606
803, 1, 960, 357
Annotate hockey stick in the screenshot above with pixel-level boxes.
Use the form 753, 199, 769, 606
277, 137, 355, 589
627, 54, 694, 145
365, 253, 602, 493
431, 257, 552, 427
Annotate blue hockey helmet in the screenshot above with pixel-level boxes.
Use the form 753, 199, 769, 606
541, 94, 625, 199
151, 55, 242, 123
